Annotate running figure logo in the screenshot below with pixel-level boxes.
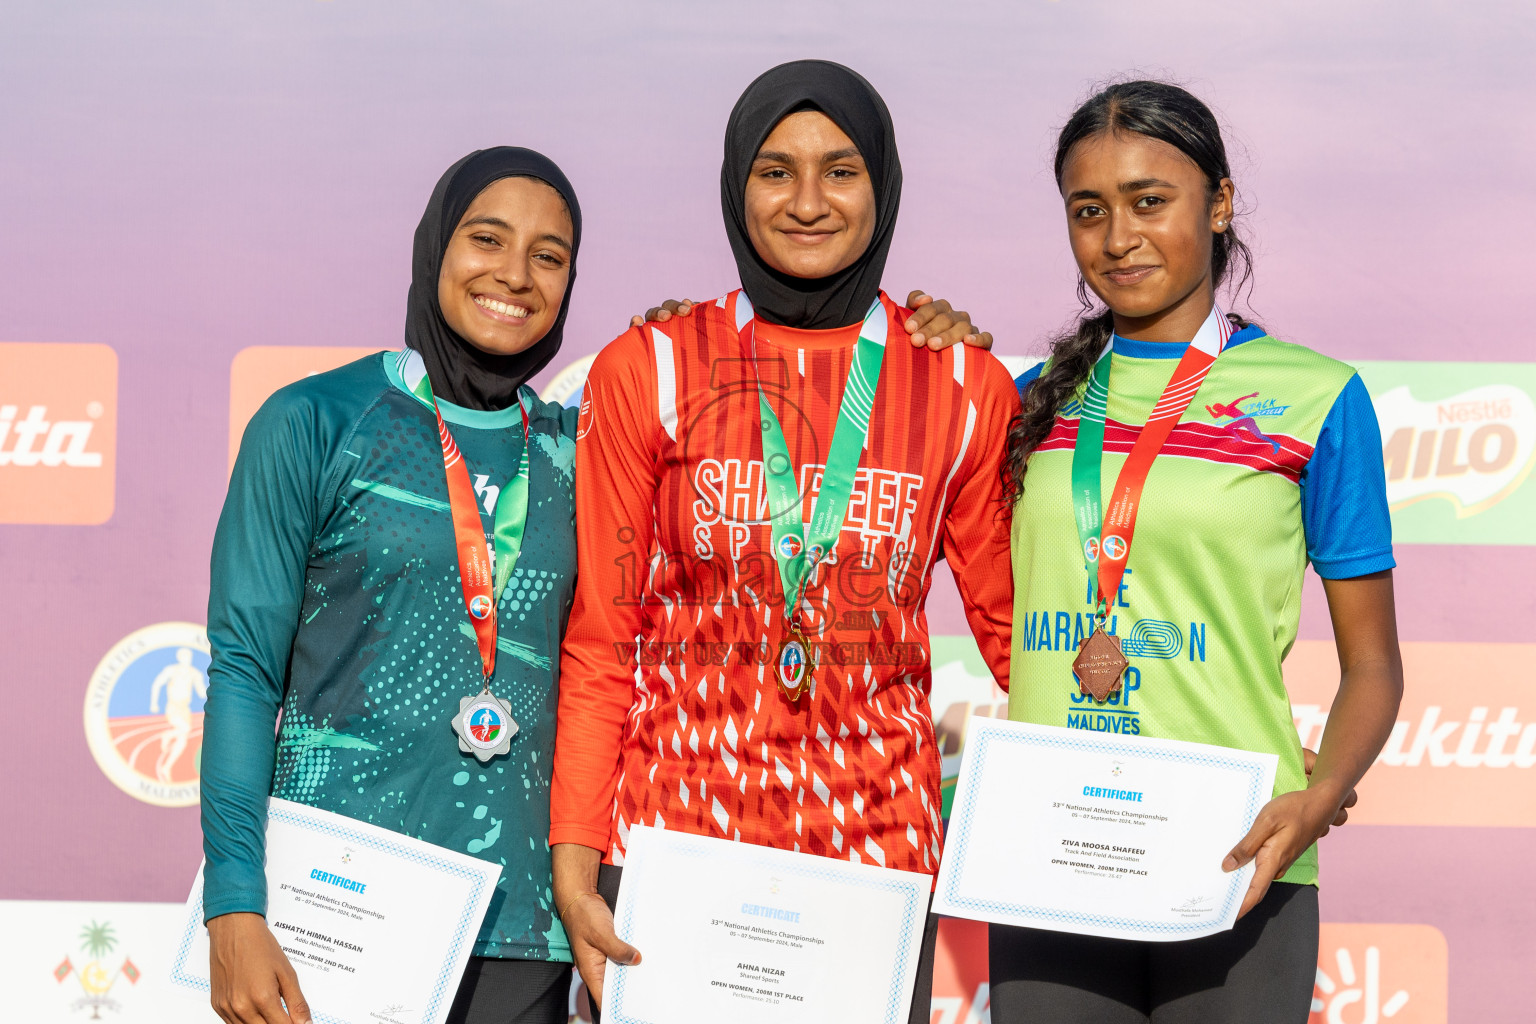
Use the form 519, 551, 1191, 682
469, 707, 503, 744
148, 648, 207, 784
83, 622, 211, 807
1205, 392, 1282, 452
778, 641, 807, 690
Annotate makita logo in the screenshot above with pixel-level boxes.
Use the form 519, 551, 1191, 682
0, 342, 117, 525
1285, 640, 1536, 827
0, 405, 104, 466
1294, 704, 1536, 769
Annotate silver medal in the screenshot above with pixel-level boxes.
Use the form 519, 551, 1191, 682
451, 688, 518, 762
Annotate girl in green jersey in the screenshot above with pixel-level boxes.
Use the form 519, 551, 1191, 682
991, 82, 1403, 1023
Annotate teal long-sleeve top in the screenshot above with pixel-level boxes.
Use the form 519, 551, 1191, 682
200, 351, 578, 961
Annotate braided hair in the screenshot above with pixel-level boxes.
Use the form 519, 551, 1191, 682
1003, 81, 1254, 506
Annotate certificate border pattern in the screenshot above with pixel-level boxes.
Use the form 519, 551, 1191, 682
168, 802, 494, 1024
606, 831, 925, 1024
941, 725, 1269, 937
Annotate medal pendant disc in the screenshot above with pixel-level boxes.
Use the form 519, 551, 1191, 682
1072, 627, 1129, 704
776, 631, 812, 704
452, 691, 518, 762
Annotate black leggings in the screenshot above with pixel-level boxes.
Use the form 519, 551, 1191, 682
590, 863, 941, 1024
444, 955, 572, 1024
989, 882, 1318, 1024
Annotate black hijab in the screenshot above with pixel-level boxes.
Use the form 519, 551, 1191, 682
720, 60, 902, 330
405, 147, 582, 410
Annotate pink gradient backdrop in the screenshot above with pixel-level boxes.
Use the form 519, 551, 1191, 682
3, 1, 1533, 1020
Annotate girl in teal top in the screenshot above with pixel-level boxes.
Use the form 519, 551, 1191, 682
201, 147, 584, 1024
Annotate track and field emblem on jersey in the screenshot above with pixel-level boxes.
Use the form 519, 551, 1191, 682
1100, 534, 1128, 561
83, 622, 210, 807
453, 692, 518, 762
467, 594, 494, 619
777, 535, 802, 560
1205, 391, 1285, 453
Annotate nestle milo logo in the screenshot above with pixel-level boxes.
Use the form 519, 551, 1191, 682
1359, 363, 1536, 545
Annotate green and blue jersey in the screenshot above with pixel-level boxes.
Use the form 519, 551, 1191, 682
1009, 326, 1395, 885
201, 352, 577, 961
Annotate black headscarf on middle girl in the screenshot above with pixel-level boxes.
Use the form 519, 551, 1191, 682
405, 146, 582, 411
721, 60, 903, 331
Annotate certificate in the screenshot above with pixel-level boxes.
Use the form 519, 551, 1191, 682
169, 797, 501, 1024
933, 718, 1277, 942
603, 825, 930, 1024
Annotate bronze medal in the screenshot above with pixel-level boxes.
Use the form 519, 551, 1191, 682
1072, 625, 1129, 704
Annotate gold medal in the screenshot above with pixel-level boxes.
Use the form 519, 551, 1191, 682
776, 623, 812, 703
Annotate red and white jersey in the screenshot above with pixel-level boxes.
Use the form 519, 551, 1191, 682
550, 291, 1017, 875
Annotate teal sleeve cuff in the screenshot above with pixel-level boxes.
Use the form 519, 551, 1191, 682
202, 888, 268, 925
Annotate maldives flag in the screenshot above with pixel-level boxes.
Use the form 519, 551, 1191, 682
121, 958, 140, 984
54, 957, 72, 982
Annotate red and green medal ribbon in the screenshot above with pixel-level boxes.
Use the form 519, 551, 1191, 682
738, 290, 888, 702
398, 350, 531, 759
1069, 306, 1234, 621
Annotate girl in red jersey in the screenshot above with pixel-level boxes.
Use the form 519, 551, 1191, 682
550, 60, 1020, 1021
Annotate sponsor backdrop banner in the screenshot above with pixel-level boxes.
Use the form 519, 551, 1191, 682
2, 2, 1532, 1021
1359, 363, 1536, 546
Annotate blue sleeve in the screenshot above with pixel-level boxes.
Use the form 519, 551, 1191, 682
1299, 373, 1396, 579
199, 391, 325, 922
1015, 361, 1046, 401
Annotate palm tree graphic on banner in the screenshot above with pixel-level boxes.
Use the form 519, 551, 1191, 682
53, 920, 140, 1019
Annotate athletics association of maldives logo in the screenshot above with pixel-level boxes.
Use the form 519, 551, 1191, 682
467, 705, 504, 745
1099, 534, 1128, 561
467, 594, 494, 619
777, 640, 808, 690
83, 622, 210, 807
777, 535, 803, 559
